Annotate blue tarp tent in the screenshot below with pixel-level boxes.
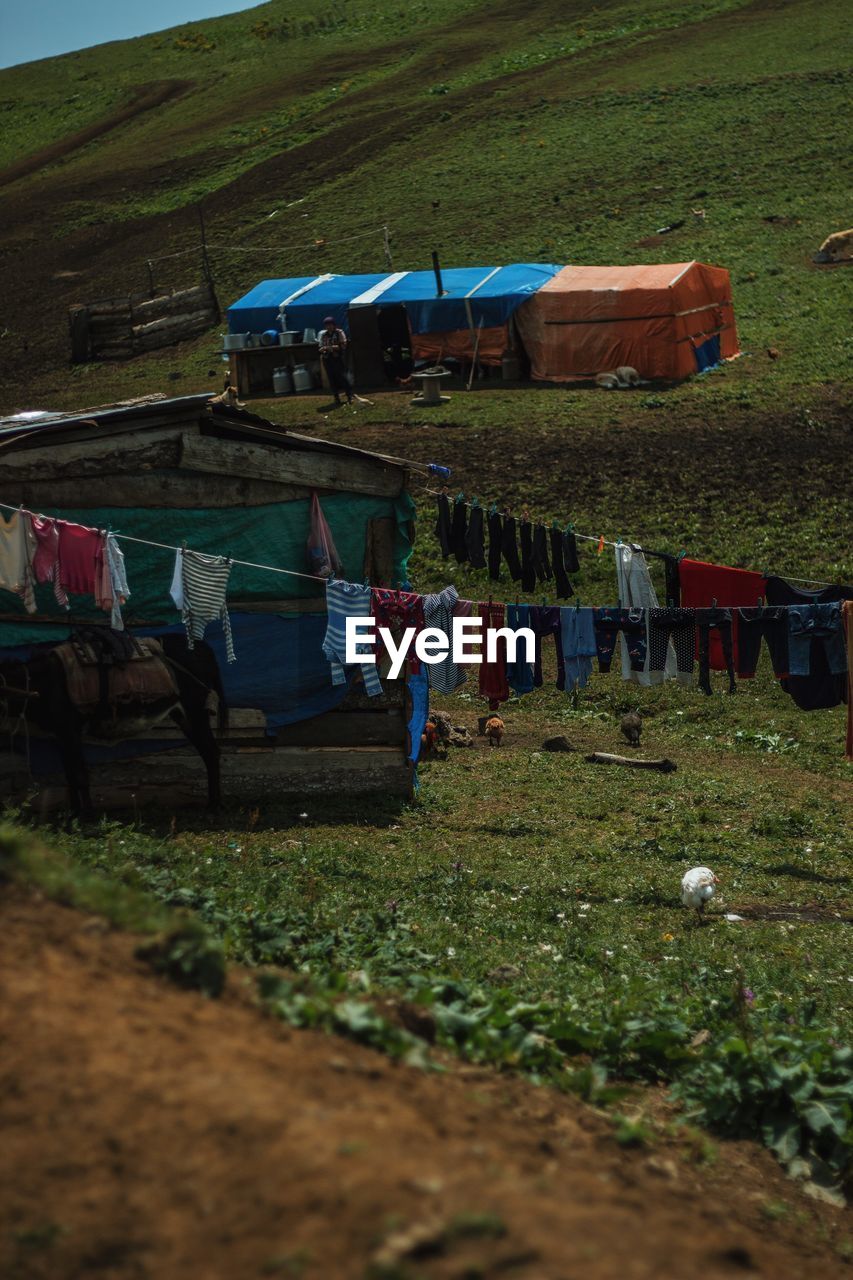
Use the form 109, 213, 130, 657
227, 264, 563, 337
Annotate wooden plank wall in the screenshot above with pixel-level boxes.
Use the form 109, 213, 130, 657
69, 282, 219, 362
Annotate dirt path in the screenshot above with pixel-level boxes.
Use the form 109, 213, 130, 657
0, 81, 192, 190
0, 887, 846, 1280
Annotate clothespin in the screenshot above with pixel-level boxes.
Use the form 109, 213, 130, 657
757, 595, 763, 607
575, 596, 582, 609
712, 597, 717, 608
490, 501, 498, 515
541, 595, 548, 607
677, 549, 687, 562
455, 491, 465, 504
596, 534, 605, 555
471, 496, 480, 508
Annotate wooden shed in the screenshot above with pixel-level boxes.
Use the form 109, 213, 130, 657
0, 393, 419, 811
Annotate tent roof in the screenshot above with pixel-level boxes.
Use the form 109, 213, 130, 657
539, 263, 697, 293
227, 264, 563, 335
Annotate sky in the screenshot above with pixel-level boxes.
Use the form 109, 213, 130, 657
0, 0, 259, 69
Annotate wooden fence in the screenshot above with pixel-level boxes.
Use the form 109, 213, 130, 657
69, 280, 220, 362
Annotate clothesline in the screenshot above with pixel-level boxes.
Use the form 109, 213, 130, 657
0, 502, 327, 585
422, 487, 621, 548
422, 488, 840, 588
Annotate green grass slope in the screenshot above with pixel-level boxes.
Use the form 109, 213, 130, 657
0, 0, 850, 411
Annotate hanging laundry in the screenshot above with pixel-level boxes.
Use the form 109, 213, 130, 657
642, 548, 682, 607
95, 533, 131, 631
695, 607, 736, 695
648, 608, 696, 686
531, 524, 552, 583
736, 606, 789, 680
560, 606, 597, 691
648, 606, 696, 686
435, 492, 453, 559
519, 519, 537, 592
465, 501, 487, 569
306, 491, 343, 579
372, 587, 426, 677
843, 601, 853, 760
30, 513, 68, 608
478, 601, 509, 709
615, 543, 673, 685
422, 584, 466, 694
0, 509, 37, 614
506, 603, 535, 695
406, 669, 430, 764
450, 497, 468, 564
322, 578, 382, 696
787, 603, 846, 678
452, 596, 478, 667
529, 605, 566, 691
679, 558, 766, 672
562, 529, 580, 574
765, 577, 852, 711
487, 509, 503, 581
57, 518, 102, 597
593, 607, 646, 674
170, 548, 236, 662
550, 527, 574, 599
501, 515, 522, 582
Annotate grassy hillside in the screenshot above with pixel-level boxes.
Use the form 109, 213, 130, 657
1, 0, 851, 1224
0, 0, 850, 411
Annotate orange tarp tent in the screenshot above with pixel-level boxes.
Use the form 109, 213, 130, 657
515, 261, 738, 382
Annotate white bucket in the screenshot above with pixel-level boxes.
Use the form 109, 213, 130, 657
223, 332, 248, 351
279, 331, 300, 347
302, 327, 317, 344
273, 367, 293, 395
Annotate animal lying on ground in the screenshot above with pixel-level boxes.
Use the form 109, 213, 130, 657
208, 385, 245, 409
813, 229, 853, 264
681, 866, 720, 924
0, 630, 225, 818
595, 366, 647, 389
485, 715, 505, 747
620, 711, 642, 747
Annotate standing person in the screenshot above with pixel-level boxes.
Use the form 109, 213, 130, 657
319, 315, 353, 406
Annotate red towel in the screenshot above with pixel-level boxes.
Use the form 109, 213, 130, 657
679, 558, 766, 673
57, 520, 102, 597
478, 602, 509, 709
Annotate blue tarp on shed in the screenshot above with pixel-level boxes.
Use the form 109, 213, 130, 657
227, 264, 563, 336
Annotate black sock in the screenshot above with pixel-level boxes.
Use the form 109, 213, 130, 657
487, 510, 503, 581
501, 516, 522, 582
550, 527, 573, 598
466, 503, 486, 569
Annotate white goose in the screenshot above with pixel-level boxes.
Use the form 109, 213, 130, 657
681, 866, 720, 924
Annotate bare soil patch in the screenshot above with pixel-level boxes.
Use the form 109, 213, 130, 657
1, 887, 848, 1280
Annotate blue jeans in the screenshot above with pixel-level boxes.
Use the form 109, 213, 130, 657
787, 604, 846, 677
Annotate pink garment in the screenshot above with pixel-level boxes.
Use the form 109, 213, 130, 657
57, 520, 102, 597
31, 514, 68, 607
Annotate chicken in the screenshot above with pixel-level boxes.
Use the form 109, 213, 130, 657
681, 866, 720, 924
620, 711, 642, 747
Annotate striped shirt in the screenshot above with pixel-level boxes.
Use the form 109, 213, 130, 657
322, 578, 382, 695
422, 584, 466, 694
171, 548, 236, 662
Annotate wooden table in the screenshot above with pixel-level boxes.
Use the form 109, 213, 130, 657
223, 342, 323, 397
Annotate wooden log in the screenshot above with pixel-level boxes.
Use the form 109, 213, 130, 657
1, 430, 183, 481
11, 473, 314, 510
132, 309, 214, 339
584, 752, 677, 772
132, 286, 214, 321
179, 432, 404, 498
